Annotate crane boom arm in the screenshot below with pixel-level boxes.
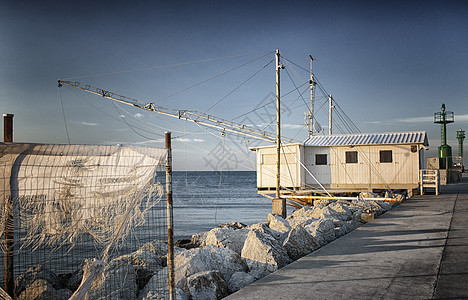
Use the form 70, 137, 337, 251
58, 80, 295, 144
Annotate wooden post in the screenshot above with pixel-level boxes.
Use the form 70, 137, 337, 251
273, 50, 286, 218
165, 132, 175, 300
3, 113, 14, 297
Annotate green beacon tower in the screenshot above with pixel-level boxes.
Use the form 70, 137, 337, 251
434, 103, 454, 169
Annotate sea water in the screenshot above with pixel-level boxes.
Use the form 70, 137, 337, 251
169, 171, 273, 239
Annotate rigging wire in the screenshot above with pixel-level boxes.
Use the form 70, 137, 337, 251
231, 81, 308, 122
65, 85, 212, 141
257, 85, 310, 133
63, 87, 164, 138
155, 52, 273, 103
63, 50, 275, 80
283, 67, 310, 112
214, 135, 225, 225
58, 87, 71, 144
314, 75, 361, 134
280, 56, 310, 73
110, 101, 162, 140
202, 58, 275, 114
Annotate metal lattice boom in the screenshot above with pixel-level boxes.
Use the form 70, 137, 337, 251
58, 80, 296, 144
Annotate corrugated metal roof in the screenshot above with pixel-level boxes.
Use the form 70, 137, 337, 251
303, 131, 429, 147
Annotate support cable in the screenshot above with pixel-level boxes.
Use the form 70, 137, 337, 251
281, 142, 331, 197
58, 87, 71, 144
63, 50, 275, 80
215, 135, 225, 225
283, 67, 310, 112
202, 58, 275, 114
111, 101, 161, 140
156, 53, 273, 104
64, 87, 164, 138
280, 56, 310, 73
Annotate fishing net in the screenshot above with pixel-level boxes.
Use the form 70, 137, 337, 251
0, 143, 168, 299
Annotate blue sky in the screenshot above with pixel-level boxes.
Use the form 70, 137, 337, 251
1, 1, 467, 170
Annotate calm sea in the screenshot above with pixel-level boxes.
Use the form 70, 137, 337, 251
169, 171, 274, 239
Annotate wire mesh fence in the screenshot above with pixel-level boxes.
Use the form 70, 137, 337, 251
0, 143, 169, 299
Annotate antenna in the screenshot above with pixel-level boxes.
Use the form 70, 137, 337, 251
456, 128, 465, 170
307, 55, 316, 137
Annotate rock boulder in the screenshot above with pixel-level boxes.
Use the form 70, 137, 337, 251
186, 270, 228, 300
204, 227, 249, 255
283, 225, 320, 260
174, 245, 247, 293
227, 271, 256, 293
15, 264, 64, 297
241, 229, 291, 273
17, 279, 69, 300
267, 214, 291, 234
305, 218, 336, 246
86, 258, 138, 300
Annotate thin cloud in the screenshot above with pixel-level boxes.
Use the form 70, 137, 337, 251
176, 138, 205, 143
395, 114, 468, 123
283, 124, 305, 129
81, 121, 99, 126
131, 139, 165, 145
455, 114, 468, 122
395, 116, 433, 123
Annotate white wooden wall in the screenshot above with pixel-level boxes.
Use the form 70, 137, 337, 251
256, 143, 423, 190
256, 144, 302, 188
304, 144, 421, 189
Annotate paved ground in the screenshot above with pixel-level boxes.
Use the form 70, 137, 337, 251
226, 174, 468, 300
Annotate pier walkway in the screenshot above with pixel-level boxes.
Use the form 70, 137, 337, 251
226, 173, 468, 299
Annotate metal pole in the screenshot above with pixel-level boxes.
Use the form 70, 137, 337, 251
3, 113, 14, 297
456, 129, 465, 168
442, 105, 447, 145
165, 132, 175, 300
328, 95, 333, 135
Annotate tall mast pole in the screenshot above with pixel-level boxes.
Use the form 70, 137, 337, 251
328, 94, 333, 135
308, 56, 315, 137
273, 49, 286, 218
276, 50, 281, 200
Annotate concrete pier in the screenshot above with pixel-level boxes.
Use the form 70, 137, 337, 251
226, 174, 468, 299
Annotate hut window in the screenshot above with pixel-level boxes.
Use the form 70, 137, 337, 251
379, 150, 393, 163
315, 154, 327, 165
346, 151, 358, 164
411, 145, 418, 153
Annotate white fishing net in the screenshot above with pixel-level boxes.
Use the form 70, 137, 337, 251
0, 143, 167, 259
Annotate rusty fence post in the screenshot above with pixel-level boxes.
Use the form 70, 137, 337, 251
165, 132, 175, 300
3, 113, 14, 297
